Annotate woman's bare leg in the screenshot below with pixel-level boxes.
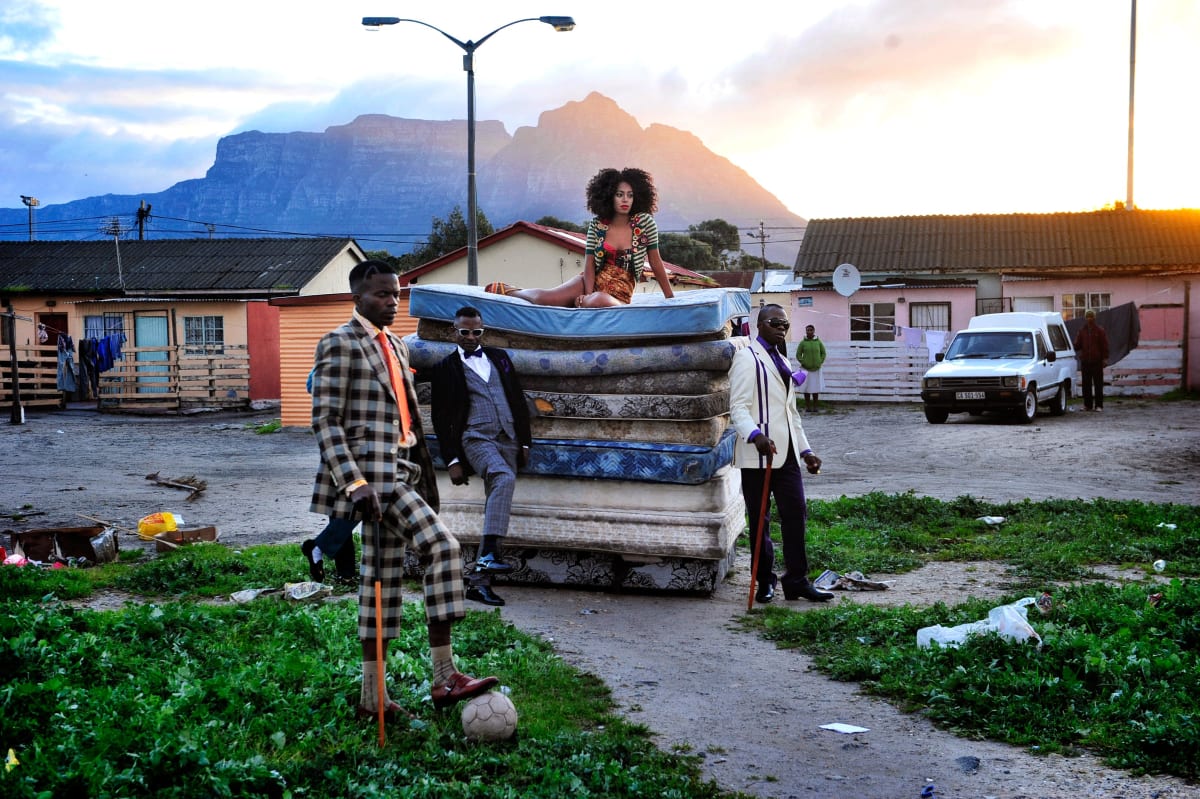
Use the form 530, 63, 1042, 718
509, 275, 586, 307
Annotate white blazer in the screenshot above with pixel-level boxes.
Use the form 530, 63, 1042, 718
729, 338, 812, 469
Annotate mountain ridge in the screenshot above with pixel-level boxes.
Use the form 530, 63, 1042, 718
0, 92, 804, 263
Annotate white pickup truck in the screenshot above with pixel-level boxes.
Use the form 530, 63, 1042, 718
920, 312, 1078, 424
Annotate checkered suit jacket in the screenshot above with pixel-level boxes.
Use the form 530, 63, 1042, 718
310, 316, 439, 518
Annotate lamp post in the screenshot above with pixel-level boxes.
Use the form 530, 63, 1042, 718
20, 195, 39, 242
362, 15, 575, 286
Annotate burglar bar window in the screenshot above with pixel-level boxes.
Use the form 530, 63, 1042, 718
909, 302, 950, 331
84, 313, 125, 339
184, 315, 225, 355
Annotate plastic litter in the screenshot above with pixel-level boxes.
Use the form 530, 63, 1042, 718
976, 515, 1005, 526
917, 597, 1041, 649
1153, 559, 1167, 572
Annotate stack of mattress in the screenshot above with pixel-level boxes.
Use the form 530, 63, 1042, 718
405, 284, 752, 593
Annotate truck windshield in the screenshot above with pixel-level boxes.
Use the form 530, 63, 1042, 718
945, 332, 1034, 360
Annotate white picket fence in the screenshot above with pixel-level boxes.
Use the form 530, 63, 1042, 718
795, 341, 1183, 403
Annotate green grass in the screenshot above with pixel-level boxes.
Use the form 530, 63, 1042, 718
738, 493, 1200, 780
0, 575, 743, 799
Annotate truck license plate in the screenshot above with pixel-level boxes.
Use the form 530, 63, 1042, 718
956, 391, 986, 400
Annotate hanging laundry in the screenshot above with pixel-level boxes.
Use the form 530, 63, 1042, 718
57, 334, 77, 393
900, 326, 923, 349
924, 330, 948, 363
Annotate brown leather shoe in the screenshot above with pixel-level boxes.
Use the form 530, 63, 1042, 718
430, 672, 499, 709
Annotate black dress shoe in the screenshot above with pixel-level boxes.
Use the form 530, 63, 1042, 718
755, 576, 776, 603
783, 580, 834, 602
301, 539, 324, 583
466, 584, 506, 606
474, 553, 515, 574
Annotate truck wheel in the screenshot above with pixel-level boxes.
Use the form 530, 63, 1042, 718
1049, 383, 1067, 416
1018, 389, 1037, 423
924, 406, 949, 424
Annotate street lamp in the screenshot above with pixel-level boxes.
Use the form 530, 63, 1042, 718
20, 195, 39, 242
362, 15, 576, 286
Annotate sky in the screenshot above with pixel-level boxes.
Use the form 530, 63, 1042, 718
2, 0, 1198, 228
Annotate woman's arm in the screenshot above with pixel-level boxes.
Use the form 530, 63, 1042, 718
582, 252, 596, 295
647, 248, 674, 299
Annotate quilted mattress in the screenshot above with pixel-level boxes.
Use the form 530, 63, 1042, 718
408, 284, 750, 340
405, 336, 738, 376
416, 318, 734, 351
424, 428, 737, 485
525, 389, 729, 421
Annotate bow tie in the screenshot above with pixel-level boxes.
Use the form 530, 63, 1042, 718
464, 348, 484, 358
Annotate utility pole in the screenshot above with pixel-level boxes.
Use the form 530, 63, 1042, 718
1126, 0, 1137, 210
4, 302, 27, 424
136, 200, 152, 240
746, 221, 769, 292
104, 218, 126, 290
20, 195, 39, 241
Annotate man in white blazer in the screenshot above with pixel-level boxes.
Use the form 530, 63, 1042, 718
729, 304, 833, 604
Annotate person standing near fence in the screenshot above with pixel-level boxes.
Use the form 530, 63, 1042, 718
1073, 309, 1109, 412
796, 324, 827, 412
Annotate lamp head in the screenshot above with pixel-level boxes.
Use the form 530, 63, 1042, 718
20, 195, 39, 207
362, 16, 400, 28
539, 16, 575, 31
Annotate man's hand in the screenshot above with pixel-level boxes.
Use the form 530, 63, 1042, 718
350, 484, 383, 521
448, 462, 469, 486
803, 452, 822, 475
753, 434, 776, 464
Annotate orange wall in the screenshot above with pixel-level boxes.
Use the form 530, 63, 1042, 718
273, 291, 415, 428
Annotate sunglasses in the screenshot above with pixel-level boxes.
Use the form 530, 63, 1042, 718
456, 328, 485, 337
765, 319, 790, 330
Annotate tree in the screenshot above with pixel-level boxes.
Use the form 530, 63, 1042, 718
688, 219, 742, 270
659, 232, 719, 272
362, 249, 404, 270
535, 215, 585, 233
403, 205, 495, 268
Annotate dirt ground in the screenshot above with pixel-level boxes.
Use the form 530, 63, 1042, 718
2, 398, 1198, 799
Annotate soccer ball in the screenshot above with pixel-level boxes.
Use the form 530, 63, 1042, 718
460, 691, 518, 742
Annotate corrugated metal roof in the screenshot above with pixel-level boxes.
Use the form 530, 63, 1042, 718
796, 209, 1200, 276
0, 238, 358, 294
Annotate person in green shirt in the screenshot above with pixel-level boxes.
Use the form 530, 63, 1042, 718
796, 324, 827, 412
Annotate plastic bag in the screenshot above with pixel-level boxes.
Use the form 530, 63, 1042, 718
917, 597, 1041, 649
138, 512, 183, 536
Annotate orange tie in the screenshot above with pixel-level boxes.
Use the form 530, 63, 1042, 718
376, 330, 415, 447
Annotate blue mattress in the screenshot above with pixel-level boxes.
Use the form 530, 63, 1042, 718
408, 284, 750, 340
405, 335, 738, 376
426, 428, 737, 485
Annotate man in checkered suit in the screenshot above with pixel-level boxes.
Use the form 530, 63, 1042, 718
311, 260, 498, 722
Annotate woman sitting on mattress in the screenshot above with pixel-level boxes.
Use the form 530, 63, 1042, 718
486, 167, 675, 307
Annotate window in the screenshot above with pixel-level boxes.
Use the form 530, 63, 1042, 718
84, 313, 125, 339
1062, 292, 1110, 321
184, 315, 225, 355
850, 303, 895, 342
909, 302, 950, 331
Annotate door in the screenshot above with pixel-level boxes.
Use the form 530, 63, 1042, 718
1013, 296, 1052, 313
134, 314, 170, 394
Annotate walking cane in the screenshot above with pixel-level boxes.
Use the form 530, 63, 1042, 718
747, 462, 773, 612
372, 518, 386, 747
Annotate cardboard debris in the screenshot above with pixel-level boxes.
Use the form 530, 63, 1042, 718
4, 525, 119, 564
153, 525, 219, 553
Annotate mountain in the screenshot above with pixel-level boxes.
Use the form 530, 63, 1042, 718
0, 93, 805, 263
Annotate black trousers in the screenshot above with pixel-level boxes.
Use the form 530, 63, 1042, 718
740, 445, 810, 587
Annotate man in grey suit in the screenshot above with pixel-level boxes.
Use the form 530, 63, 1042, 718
310, 261, 497, 723
431, 306, 533, 607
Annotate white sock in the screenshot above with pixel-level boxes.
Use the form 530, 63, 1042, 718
311, 545, 324, 562
361, 660, 391, 710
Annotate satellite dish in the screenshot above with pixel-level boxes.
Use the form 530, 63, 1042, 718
833, 263, 861, 297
